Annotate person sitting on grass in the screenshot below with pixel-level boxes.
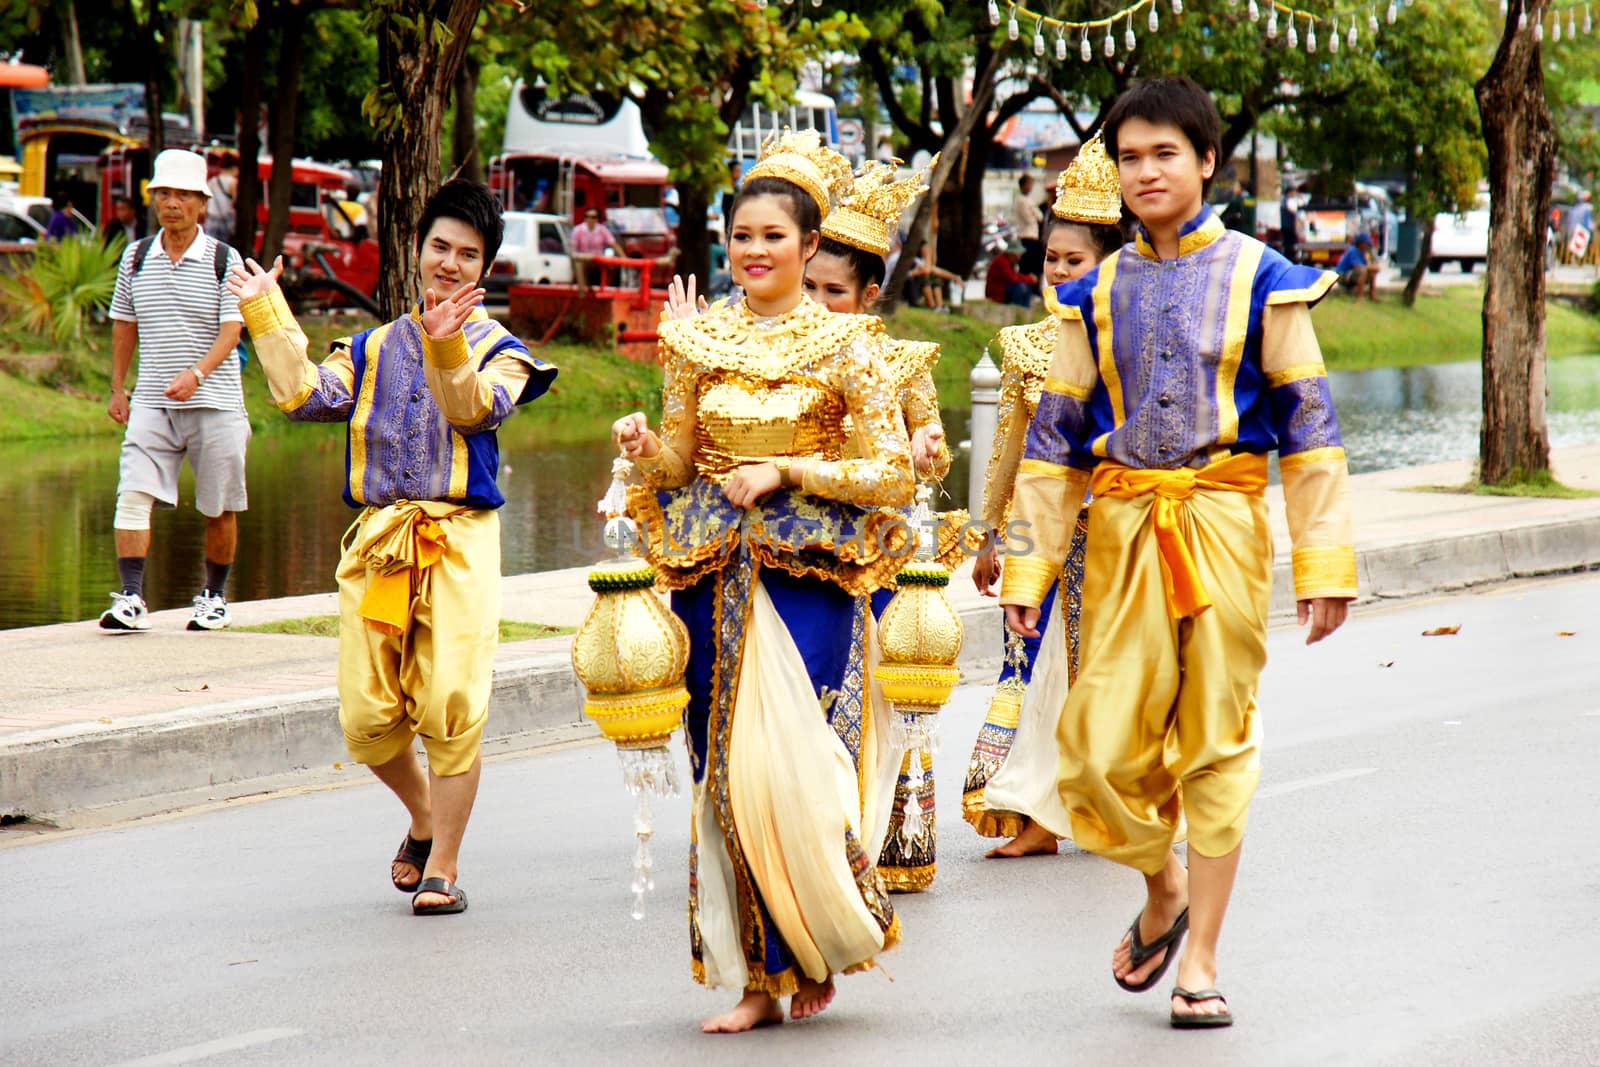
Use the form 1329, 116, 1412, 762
985, 238, 1038, 309
910, 241, 960, 311
1335, 232, 1381, 302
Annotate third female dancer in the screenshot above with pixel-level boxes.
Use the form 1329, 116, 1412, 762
963, 133, 1125, 857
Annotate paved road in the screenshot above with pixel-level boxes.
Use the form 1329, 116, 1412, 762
4, 575, 1598, 1066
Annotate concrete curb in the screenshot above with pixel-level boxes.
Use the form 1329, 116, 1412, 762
5, 514, 1599, 826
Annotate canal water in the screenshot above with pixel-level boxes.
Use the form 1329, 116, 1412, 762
5, 356, 1599, 630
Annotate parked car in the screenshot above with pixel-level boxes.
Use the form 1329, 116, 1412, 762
0, 203, 44, 243
484, 210, 574, 293
1429, 195, 1490, 273
0, 194, 92, 237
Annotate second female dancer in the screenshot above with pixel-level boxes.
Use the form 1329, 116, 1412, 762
612, 131, 913, 1034
802, 158, 954, 892
963, 134, 1125, 857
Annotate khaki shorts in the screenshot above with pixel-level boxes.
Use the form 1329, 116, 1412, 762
117, 405, 251, 517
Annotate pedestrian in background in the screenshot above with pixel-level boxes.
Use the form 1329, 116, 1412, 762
103, 194, 144, 247
1013, 171, 1044, 269
101, 149, 248, 633
204, 153, 239, 245
45, 191, 81, 239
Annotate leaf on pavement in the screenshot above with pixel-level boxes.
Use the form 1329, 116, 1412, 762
1421, 625, 1461, 637
1378, 660, 1394, 668
1556, 630, 1576, 637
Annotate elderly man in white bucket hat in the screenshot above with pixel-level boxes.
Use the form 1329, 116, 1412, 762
102, 149, 248, 633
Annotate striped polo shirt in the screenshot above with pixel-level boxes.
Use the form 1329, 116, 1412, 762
110, 228, 245, 411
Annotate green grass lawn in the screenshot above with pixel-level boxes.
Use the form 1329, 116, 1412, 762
234, 614, 574, 640
3, 286, 1595, 442
0, 310, 664, 443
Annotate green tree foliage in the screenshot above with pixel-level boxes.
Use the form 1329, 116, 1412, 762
509, 0, 866, 283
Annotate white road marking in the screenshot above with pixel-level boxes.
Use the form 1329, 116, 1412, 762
109, 1028, 302, 1066
1257, 767, 1378, 800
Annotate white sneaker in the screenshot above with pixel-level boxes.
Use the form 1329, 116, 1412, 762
99, 591, 151, 632
187, 589, 231, 631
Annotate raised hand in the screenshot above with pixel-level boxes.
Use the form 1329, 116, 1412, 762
663, 273, 706, 321
225, 256, 285, 303
421, 285, 486, 340
612, 412, 659, 459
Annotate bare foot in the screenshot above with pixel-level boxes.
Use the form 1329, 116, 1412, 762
702, 991, 784, 1034
790, 975, 836, 1020
985, 820, 1060, 858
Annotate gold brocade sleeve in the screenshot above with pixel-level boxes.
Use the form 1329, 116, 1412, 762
239, 287, 352, 413
634, 344, 696, 489
420, 328, 532, 428
998, 316, 1095, 608
899, 365, 951, 482
1263, 303, 1358, 600
980, 356, 1029, 535
803, 334, 915, 507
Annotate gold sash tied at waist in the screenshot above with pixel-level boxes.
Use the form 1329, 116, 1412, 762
1089, 453, 1269, 620
352, 500, 471, 636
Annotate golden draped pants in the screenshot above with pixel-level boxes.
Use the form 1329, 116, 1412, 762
336, 501, 500, 776
1057, 458, 1271, 874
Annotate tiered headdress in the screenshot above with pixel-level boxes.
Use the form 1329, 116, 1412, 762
744, 128, 855, 221
821, 155, 937, 257
1052, 132, 1123, 225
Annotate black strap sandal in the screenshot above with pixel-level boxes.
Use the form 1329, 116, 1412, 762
411, 876, 468, 916
1170, 985, 1232, 1029
391, 833, 433, 892
1114, 906, 1189, 992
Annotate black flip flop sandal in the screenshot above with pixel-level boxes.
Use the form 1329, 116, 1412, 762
1114, 906, 1189, 992
391, 833, 433, 892
412, 876, 468, 916
1170, 985, 1232, 1029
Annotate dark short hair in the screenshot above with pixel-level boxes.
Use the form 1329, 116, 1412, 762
417, 179, 504, 267
727, 176, 821, 242
1045, 215, 1125, 260
815, 235, 887, 293
1103, 76, 1224, 196
1018, 173, 1034, 190
52, 191, 71, 210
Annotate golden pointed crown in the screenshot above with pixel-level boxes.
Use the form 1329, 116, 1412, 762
1053, 132, 1123, 226
822, 155, 937, 258
744, 128, 855, 221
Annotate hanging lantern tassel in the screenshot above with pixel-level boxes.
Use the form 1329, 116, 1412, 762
1330, 15, 1340, 51
988, 0, 1001, 26
1150, 3, 1160, 31
1171, 0, 1183, 15
1554, 13, 1563, 40
1008, 10, 1021, 40
1125, 12, 1138, 50
1267, 8, 1279, 38
1248, 0, 1260, 20
1386, 0, 1398, 24
1306, 16, 1316, 51
1056, 24, 1068, 60
1286, 16, 1297, 48
876, 486, 964, 819
574, 459, 693, 920
1081, 24, 1093, 60
1104, 23, 1116, 55
1034, 20, 1046, 55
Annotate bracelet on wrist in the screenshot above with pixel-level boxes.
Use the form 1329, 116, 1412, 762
190, 364, 207, 384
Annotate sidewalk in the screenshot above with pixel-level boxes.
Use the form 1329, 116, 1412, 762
4, 446, 1598, 825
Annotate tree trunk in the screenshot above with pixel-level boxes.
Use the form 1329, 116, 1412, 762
451, 53, 483, 185
675, 182, 711, 293
1474, 3, 1555, 485
879, 49, 1005, 314
1402, 213, 1434, 308
260, 6, 308, 264
59, 0, 87, 85
374, 1, 487, 320
233, 15, 269, 257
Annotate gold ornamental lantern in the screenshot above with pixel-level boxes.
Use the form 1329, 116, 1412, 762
875, 485, 964, 843
572, 457, 691, 918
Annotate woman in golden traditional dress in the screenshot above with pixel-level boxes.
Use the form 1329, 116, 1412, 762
611, 132, 913, 1034
800, 159, 954, 893
962, 134, 1126, 857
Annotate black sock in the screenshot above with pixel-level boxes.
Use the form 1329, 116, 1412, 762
117, 557, 146, 598
204, 559, 231, 597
